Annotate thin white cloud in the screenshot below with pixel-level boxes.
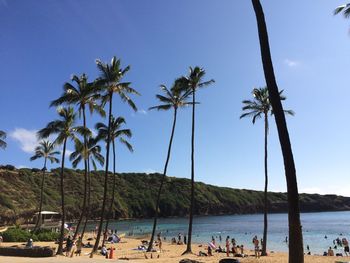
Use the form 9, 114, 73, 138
131, 109, 148, 117
9, 128, 38, 153
284, 59, 299, 67
137, 109, 147, 115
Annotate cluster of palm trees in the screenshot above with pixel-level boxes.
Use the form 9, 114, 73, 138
28, 56, 138, 256
2, 1, 348, 262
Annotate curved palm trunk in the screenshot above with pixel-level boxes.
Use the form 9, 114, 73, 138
34, 158, 47, 231
183, 89, 196, 255
102, 139, 116, 247
81, 159, 91, 239
251, 1, 304, 262
262, 113, 268, 256
147, 107, 178, 252
91, 93, 113, 256
57, 138, 67, 255
73, 107, 88, 240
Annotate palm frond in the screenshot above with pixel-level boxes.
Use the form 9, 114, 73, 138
334, 4, 350, 18
119, 137, 133, 152
148, 104, 172, 111
119, 92, 138, 111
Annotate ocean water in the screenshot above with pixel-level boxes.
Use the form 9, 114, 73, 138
87, 211, 350, 255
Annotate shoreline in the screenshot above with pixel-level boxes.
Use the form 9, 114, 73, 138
0, 236, 349, 262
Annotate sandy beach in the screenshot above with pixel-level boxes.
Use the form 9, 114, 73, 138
1, 235, 349, 263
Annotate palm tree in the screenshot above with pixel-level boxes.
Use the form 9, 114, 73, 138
30, 140, 60, 230
0, 130, 7, 149
240, 87, 294, 256
147, 79, 192, 252
51, 74, 104, 239
180, 67, 214, 254
69, 136, 105, 238
334, 4, 350, 17
251, 0, 304, 262
91, 56, 139, 255
38, 107, 88, 255
96, 116, 133, 247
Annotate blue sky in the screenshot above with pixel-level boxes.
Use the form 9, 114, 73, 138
1, 0, 350, 196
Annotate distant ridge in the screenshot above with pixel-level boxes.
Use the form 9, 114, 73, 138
1, 167, 350, 224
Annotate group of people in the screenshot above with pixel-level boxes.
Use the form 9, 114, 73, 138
322, 237, 350, 257
64, 235, 83, 257
198, 235, 247, 258
170, 233, 187, 245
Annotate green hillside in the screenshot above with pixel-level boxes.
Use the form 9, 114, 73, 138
1, 167, 349, 225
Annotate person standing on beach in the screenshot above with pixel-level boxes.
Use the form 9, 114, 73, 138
225, 236, 230, 257
65, 236, 72, 257
70, 239, 77, 257
343, 238, 349, 256
158, 235, 162, 253
253, 236, 260, 258
178, 233, 182, 244
76, 236, 82, 256
231, 238, 236, 254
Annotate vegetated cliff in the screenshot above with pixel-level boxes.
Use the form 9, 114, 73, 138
0, 167, 349, 224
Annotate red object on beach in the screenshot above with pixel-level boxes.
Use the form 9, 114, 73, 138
109, 246, 114, 259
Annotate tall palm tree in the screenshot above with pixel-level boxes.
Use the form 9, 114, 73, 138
334, 4, 350, 17
147, 79, 192, 252
38, 107, 88, 255
180, 67, 214, 254
30, 140, 60, 230
69, 136, 105, 238
91, 56, 139, 255
251, 1, 304, 262
240, 87, 294, 256
96, 116, 133, 247
0, 130, 7, 149
51, 74, 104, 239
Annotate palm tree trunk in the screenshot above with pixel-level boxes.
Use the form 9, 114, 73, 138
91, 93, 113, 256
147, 107, 178, 252
102, 139, 117, 247
251, 1, 304, 262
81, 158, 91, 239
73, 106, 88, 240
56, 138, 67, 255
183, 89, 196, 255
34, 158, 47, 231
262, 112, 268, 256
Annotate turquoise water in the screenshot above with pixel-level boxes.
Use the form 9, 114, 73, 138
87, 211, 350, 255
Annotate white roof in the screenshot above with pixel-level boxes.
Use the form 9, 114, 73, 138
34, 211, 59, 215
